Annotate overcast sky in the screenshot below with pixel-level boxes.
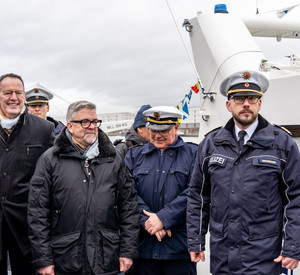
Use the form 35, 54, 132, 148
1, 0, 299, 118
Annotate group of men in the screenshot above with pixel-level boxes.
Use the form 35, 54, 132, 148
0, 70, 299, 275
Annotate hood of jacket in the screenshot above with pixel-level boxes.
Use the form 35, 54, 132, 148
125, 125, 148, 145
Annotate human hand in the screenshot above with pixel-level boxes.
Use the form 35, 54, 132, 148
143, 209, 164, 235
190, 251, 205, 263
274, 255, 299, 270
155, 229, 172, 242
119, 257, 133, 272
38, 265, 55, 275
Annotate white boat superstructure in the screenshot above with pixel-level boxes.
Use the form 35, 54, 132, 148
185, 4, 300, 142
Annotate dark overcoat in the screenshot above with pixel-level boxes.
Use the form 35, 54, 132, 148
125, 136, 198, 260
28, 128, 139, 275
0, 110, 54, 258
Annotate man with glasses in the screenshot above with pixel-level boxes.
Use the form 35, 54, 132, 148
125, 106, 198, 275
0, 73, 55, 275
187, 70, 300, 274
28, 100, 139, 275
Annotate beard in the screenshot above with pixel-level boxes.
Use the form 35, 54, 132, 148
232, 109, 258, 127
83, 132, 97, 145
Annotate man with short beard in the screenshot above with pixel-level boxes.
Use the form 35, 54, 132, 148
27, 100, 139, 275
187, 70, 300, 274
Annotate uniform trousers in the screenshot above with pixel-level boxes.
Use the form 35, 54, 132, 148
0, 217, 36, 275
133, 258, 197, 275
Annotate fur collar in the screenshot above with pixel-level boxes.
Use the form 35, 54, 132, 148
53, 127, 116, 158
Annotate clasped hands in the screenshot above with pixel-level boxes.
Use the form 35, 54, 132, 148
143, 209, 172, 242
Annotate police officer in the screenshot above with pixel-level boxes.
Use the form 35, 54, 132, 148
125, 106, 198, 275
187, 70, 300, 274
26, 83, 64, 136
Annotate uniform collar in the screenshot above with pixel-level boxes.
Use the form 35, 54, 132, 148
234, 120, 258, 144
142, 135, 185, 154
216, 115, 274, 148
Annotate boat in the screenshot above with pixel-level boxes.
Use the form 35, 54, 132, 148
183, 3, 300, 145
183, 4, 300, 274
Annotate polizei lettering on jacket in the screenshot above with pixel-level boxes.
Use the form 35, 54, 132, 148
209, 156, 227, 166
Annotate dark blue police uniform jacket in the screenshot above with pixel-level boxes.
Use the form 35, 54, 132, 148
126, 136, 198, 260
187, 115, 300, 275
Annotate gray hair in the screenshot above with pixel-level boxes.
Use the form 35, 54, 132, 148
66, 100, 97, 122
0, 73, 25, 90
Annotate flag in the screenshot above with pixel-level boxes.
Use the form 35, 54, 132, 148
179, 90, 192, 119
277, 4, 299, 18
191, 81, 199, 93
182, 101, 189, 120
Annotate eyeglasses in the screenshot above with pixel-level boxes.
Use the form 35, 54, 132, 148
1, 90, 24, 98
71, 119, 102, 129
230, 95, 260, 104
150, 126, 174, 136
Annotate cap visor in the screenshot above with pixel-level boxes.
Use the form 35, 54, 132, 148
26, 102, 48, 105
230, 91, 261, 97
146, 122, 174, 131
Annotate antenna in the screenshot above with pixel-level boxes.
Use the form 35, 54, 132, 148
256, 0, 259, 14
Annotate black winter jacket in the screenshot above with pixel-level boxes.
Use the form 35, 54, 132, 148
28, 128, 139, 275
114, 125, 148, 158
0, 110, 54, 258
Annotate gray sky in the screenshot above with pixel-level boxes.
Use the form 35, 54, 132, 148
1, 0, 299, 118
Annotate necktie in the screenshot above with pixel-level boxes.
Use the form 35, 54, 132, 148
238, 130, 247, 149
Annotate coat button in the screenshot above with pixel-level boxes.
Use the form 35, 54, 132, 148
234, 162, 238, 165
5, 148, 9, 152
231, 190, 235, 194
230, 219, 234, 222
230, 246, 234, 250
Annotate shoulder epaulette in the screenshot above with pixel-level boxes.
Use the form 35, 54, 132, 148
128, 143, 144, 150
274, 124, 292, 136
204, 126, 222, 137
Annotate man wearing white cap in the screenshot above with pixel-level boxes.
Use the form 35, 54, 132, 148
125, 106, 198, 275
187, 70, 300, 274
26, 84, 64, 136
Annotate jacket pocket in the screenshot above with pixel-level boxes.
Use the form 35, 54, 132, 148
170, 166, 189, 192
99, 228, 120, 271
248, 220, 280, 241
133, 167, 150, 177
209, 220, 224, 238
51, 231, 82, 273
252, 156, 280, 169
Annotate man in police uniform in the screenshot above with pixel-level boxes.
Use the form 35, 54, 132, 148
187, 70, 300, 274
26, 83, 64, 136
125, 106, 198, 275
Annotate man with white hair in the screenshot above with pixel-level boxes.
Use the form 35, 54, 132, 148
125, 106, 198, 275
